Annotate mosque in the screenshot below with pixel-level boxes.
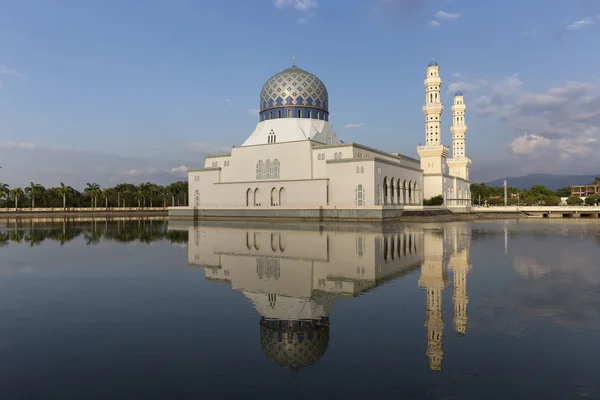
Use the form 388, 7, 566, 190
180, 60, 471, 218
175, 222, 473, 371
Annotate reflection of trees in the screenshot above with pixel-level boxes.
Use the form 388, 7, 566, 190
0, 232, 8, 247
0, 219, 188, 247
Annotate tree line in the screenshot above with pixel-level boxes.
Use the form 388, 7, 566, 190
470, 182, 600, 206
0, 181, 188, 209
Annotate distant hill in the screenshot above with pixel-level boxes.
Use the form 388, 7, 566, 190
486, 174, 599, 191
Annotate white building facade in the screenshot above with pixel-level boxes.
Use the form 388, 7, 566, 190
187, 60, 471, 210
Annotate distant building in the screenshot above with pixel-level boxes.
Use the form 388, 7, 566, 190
570, 185, 600, 197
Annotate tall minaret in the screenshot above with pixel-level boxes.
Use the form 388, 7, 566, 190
447, 92, 472, 182
417, 60, 449, 201
424, 61, 443, 146
450, 92, 467, 158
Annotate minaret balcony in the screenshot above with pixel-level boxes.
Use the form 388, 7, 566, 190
423, 104, 444, 113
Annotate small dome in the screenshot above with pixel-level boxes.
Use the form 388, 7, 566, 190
260, 317, 330, 371
455, 91, 463, 96
428, 60, 439, 67
259, 64, 329, 121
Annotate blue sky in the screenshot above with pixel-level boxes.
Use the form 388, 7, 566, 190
1, 0, 600, 189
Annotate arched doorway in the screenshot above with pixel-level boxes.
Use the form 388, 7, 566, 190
254, 188, 260, 206
246, 188, 252, 207
390, 179, 395, 205
279, 187, 286, 206
402, 180, 407, 204
383, 177, 388, 205
408, 180, 412, 204
271, 187, 277, 206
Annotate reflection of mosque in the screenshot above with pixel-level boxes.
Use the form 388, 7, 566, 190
181, 222, 472, 371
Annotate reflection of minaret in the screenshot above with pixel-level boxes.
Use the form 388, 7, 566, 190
448, 249, 472, 335
418, 230, 448, 371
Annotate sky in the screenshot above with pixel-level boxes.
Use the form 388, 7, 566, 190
1, 0, 600, 190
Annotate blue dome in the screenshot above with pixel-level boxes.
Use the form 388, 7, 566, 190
428, 60, 439, 67
259, 64, 329, 122
455, 91, 463, 96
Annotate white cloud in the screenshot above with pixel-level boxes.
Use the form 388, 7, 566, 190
343, 123, 365, 129
427, 20, 440, 28
224, 99, 233, 106
452, 72, 464, 79
448, 81, 478, 93
0, 65, 25, 78
274, 0, 318, 11
471, 76, 600, 168
249, 108, 260, 116
434, 10, 461, 20
169, 165, 189, 175
0, 141, 229, 189
0, 141, 36, 150
566, 18, 594, 30
297, 12, 316, 24
509, 134, 551, 154
188, 142, 230, 154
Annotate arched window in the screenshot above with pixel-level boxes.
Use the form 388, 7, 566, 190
355, 184, 365, 206
287, 109, 292, 118
317, 154, 322, 160
297, 109, 302, 118
402, 180, 407, 204
307, 110, 312, 118
408, 180, 412, 204
256, 160, 264, 180
268, 130, 276, 144
390, 179, 395, 204
273, 159, 280, 179
397, 179, 401, 202
361, 166, 364, 173
246, 188, 252, 207
265, 160, 273, 179
194, 189, 200, 206
271, 187, 277, 206
356, 166, 359, 174
271, 233, 277, 252
246, 232, 252, 250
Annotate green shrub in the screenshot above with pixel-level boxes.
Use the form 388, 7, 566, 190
423, 195, 444, 206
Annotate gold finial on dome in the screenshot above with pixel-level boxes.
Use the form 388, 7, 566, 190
292, 53, 296, 67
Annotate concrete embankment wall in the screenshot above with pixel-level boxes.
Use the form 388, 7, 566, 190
168, 207, 519, 222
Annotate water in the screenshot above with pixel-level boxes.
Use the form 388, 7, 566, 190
1, 218, 599, 399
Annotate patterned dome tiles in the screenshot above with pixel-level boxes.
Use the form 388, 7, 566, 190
260, 66, 329, 113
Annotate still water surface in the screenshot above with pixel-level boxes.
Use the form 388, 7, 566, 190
1, 218, 599, 399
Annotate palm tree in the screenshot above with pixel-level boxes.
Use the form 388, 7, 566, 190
56, 182, 73, 209
149, 184, 161, 208
0, 183, 9, 210
25, 182, 45, 208
133, 187, 144, 208
85, 182, 101, 208
9, 187, 24, 209
102, 187, 113, 208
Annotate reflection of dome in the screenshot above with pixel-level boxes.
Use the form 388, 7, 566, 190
260, 317, 330, 370
259, 64, 329, 122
